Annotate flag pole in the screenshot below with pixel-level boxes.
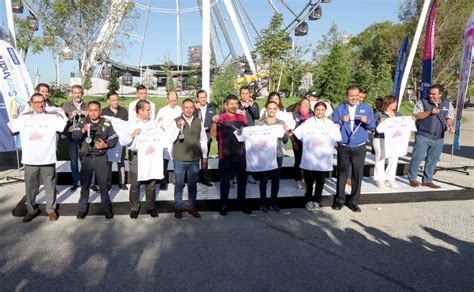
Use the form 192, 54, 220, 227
397, 0, 431, 111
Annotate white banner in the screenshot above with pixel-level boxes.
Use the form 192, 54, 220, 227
0, 39, 33, 118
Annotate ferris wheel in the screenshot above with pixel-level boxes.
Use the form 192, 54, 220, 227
2, 0, 332, 90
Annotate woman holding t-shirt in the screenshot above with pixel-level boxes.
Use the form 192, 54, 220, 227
290, 98, 313, 189
373, 95, 402, 189
255, 101, 289, 212
292, 101, 341, 212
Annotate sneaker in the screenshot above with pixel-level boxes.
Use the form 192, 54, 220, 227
312, 202, 321, 212
296, 180, 304, 189
247, 176, 257, 184
376, 181, 387, 189
305, 201, 315, 212
386, 181, 399, 189
230, 180, 236, 188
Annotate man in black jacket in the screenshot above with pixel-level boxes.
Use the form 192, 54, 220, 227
193, 89, 216, 186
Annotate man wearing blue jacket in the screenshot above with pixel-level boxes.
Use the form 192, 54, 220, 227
333, 86, 376, 212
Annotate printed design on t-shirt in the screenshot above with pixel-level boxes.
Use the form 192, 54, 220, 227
145, 144, 156, 156
29, 131, 43, 142
254, 140, 267, 149
392, 130, 403, 139
311, 138, 325, 147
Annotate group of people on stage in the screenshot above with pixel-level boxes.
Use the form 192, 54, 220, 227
8, 81, 455, 222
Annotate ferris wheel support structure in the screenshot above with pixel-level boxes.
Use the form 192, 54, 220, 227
201, 0, 211, 98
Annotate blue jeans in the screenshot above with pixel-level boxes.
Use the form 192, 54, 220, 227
68, 139, 81, 185
408, 134, 444, 183
173, 161, 200, 211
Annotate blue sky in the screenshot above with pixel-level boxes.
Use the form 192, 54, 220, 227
1, 0, 404, 83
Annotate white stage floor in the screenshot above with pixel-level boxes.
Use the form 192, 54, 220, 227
35, 176, 462, 204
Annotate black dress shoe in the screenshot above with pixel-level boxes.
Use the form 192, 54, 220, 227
160, 184, 168, 191
70, 185, 78, 191
119, 184, 128, 190
332, 203, 343, 210
130, 210, 139, 219
23, 211, 39, 223
260, 203, 268, 212
107, 185, 112, 192
77, 211, 87, 219
270, 203, 280, 212
201, 181, 214, 187
148, 209, 159, 218
90, 185, 99, 192
104, 211, 114, 219
219, 207, 228, 216
174, 211, 183, 219
347, 204, 361, 213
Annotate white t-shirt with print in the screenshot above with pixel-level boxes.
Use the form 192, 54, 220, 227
292, 118, 341, 171
238, 125, 285, 172
8, 112, 67, 165
376, 116, 417, 158
135, 128, 165, 181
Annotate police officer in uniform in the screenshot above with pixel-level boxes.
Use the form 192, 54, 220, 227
72, 101, 118, 219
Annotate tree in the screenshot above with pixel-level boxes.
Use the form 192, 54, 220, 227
255, 13, 290, 91
166, 75, 176, 92
142, 68, 156, 90
108, 71, 120, 92
83, 73, 93, 96
211, 65, 238, 108
298, 72, 313, 96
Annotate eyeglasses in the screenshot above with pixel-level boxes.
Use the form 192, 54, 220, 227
31, 101, 45, 104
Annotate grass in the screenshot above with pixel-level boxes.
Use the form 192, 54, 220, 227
57, 95, 418, 160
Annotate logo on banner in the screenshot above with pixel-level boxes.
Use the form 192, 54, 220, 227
7, 48, 20, 65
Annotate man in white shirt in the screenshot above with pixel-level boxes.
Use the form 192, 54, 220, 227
128, 84, 156, 122
156, 90, 182, 190
171, 99, 208, 219
8, 93, 67, 222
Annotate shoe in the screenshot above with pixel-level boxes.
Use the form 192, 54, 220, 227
219, 207, 228, 216
104, 211, 114, 219
90, 185, 99, 192
174, 211, 183, 219
386, 181, 399, 189
260, 202, 269, 212
305, 201, 315, 212
296, 180, 304, 189
269, 203, 280, 212
119, 184, 128, 190
312, 202, 321, 212
188, 209, 201, 218
130, 210, 139, 219
76, 211, 86, 219
48, 212, 58, 221
421, 182, 441, 189
241, 207, 252, 214
331, 203, 343, 210
69, 184, 78, 191
22, 211, 39, 223
347, 204, 361, 213
409, 180, 420, 187
376, 181, 387, 189
247, 176, 257, 184
346, 179, 352, 186
201, 181, 214, 187
230, 180, 236, 188
160, 184, 168, 191
148, 209, 159, 218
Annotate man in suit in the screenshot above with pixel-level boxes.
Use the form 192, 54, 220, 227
194, 89, 216, 186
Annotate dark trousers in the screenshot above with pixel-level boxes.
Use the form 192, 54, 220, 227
128, 151, 156, 212
79, 155, 111, 213
292, 139, 303, 181
336, 144, 366, 205
219, 157, 247, 208
160, 158, 169, 187
107, 147, 126, 186
199, 138, 212, 183
303, 170, 328, 204
257, 157, 283, 202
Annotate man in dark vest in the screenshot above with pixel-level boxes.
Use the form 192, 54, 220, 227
172, 99, 208, 219
408, 84, 454, 188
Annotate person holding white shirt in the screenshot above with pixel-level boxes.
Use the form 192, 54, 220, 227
121, 100, 163, 219
9, 93, 67, 222
128, 84, 156, 122
373, 96, 402, 189
293, 101, 341, 212
156, 90, 182, 190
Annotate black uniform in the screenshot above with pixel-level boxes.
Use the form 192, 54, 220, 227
72, 117, 118, 213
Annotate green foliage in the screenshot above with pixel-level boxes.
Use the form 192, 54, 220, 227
107, 71, 120, 92
211, 65, 238, 108
83, 73, 92, 91
255, 13, 290, 90
166, 75, 176, 92
186, 64, 201, 90
49, 83, 70, 106
13, 16, 43, 55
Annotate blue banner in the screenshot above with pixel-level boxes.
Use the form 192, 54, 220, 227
420, 0, 438, 99
0, 91, 16, 151
392, 35, 409, 103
